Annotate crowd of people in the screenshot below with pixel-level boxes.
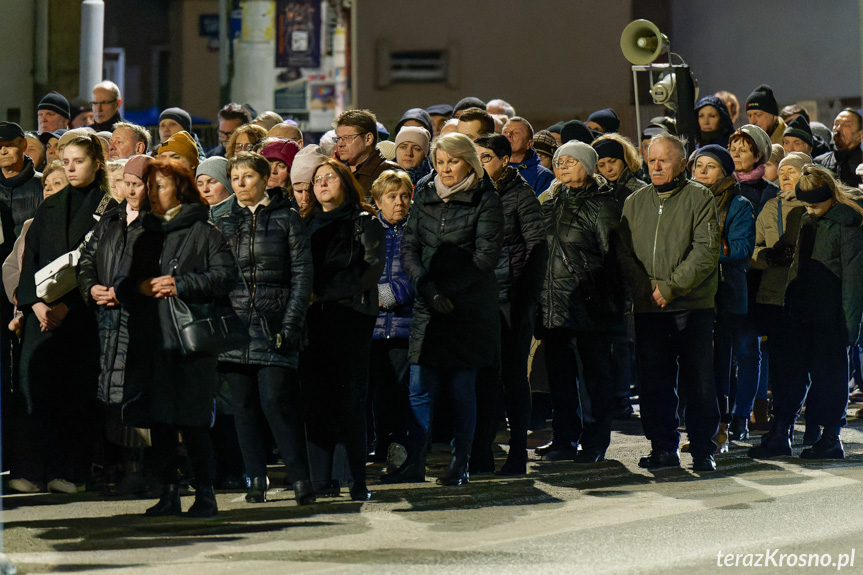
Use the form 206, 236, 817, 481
1, 79, 862, 518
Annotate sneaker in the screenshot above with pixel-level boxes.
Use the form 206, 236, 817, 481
47, 478, 85, 494
387, 443, 408, 470
8, 478, 40, 493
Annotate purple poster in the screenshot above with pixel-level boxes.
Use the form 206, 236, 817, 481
276, 0, 321, 69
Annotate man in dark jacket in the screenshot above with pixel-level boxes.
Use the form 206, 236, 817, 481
0, 122, 43, 236
504, 117, 554, 195
333, 109, 402, 201
816, 109, 863, 187
618, 132, 721, 472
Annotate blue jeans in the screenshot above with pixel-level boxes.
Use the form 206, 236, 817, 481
408, 365, 478, 458
714, 312, 761, 421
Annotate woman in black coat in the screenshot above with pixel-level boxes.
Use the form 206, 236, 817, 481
115, 158, 237, 518
384, 133, 504, 487
17, 134, 118, 493
215, 152, 315, 506
299, 158, 385, 501
537, 141, 625, 463
78, 154, 151, 494
471, 134, 545, 476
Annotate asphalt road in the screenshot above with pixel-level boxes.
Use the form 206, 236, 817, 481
3, 412, 863, 575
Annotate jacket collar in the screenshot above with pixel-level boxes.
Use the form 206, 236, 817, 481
0, 156, 36, 188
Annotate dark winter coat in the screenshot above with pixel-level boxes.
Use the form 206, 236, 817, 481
736, 178, 778, 217
711, 180, 756, 315
785, 201, 863, 346
492, 166, 546, 305
0, 155, 43, 236
115, 203, 237, 428
374, 216, 413, 340
78, 202, 145, 404
509, 148, 555, 196
540, 180, 625, 332
815, 148, 863, 188
305, 201, 385, 317
215, 196, 313, 368
609, 168, 648, 210
17, 181, 118, 412
401, 174, 504, 368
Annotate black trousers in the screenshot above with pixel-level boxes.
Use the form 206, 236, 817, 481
300, 303, 375, 489
369, 338, 411, 454
544, 328, 617, 454
222, 363, 311, 482
772, 317, 849, 435
635, 309, 719, 457
150, 424, 216, 487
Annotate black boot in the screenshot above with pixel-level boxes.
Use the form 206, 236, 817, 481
437, 455, 469, 486
728, 415, 749, 441
468, 446, 495, 475
144, 483, 182, 517
293, 479, 316, 505
800, 434, 844, 459
245, 476, 268, 503
498, 448, 527, 476
380, 451, 426, 484
187, 485, 218, 518
747, 425, 792, 459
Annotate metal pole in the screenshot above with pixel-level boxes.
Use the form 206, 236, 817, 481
79, 0, 105, 100
633, 67, 642, 145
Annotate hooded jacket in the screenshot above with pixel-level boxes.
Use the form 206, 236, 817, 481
509, 148, 555, 196
695, 96, 735, 149
374, 216, 413, 340
216, 196, 313, 368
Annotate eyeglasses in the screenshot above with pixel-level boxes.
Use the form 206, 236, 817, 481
218, 130, 234, 138
234, 142, 255, 152
335, 132, 368, 144
90, 98, 118, 107
479, 154, 496, 164
314, 172, 338, 185
553, 158, 578, 169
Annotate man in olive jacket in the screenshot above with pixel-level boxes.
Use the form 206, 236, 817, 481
617, 133, 721, 472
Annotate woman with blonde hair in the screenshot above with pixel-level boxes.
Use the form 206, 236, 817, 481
749, 165, 863, 460
226, 124, 267, 159
591, 133, 646, 209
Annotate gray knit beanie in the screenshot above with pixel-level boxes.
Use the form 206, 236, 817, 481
554, 140, 598, 174
778, 151, 812, 173
737, 124, 773, 165
196, 156, 232, 193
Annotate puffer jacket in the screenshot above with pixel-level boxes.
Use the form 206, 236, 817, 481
208, 195, 234, 224
216, 196, 313, 368
78, 202, 145, 404
540, 180, 624, 332
0, 155, 43, 236
618, 176, 720, 313
509, 148, 555, 196
815, 148, 863, 188
305, 201, 385, 317
710, 179, 755, 315
493, 167, 546, 304
785, 201, 863, 346
751, 191, 808, 306
401, 173, 504, 368
737, 178, 778, 216
374, 216, 413, 340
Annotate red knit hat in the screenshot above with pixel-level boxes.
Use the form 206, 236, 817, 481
261, 139, 301, 168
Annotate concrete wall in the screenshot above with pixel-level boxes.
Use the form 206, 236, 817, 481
354, 0, 639, 137
0, 1, 35, 127
177, 0, 222, 120
670, 0, 861, 123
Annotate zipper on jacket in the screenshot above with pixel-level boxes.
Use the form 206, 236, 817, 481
247, 211, 258, 363
651, 197, 666, 277
545, 199, 565, 328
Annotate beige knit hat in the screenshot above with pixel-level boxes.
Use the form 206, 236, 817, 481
290, 144, 327, 185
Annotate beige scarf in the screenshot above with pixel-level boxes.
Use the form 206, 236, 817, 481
434, 172, 477, 203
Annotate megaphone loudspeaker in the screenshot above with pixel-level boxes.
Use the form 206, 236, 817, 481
620, 19, 669, 66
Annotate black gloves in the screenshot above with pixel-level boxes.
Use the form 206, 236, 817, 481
274, 328, 304, 355
430, 293, 455, 314
764, 243, 795, 267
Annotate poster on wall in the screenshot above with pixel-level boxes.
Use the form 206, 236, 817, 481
276, 0, 321, 69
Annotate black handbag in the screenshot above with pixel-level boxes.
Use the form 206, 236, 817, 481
165, 228, 249, 357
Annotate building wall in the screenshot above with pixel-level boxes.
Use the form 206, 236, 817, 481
354, 0, 639, 137
177, 0, 222, 120
0, 1, 36, 127
670, 0, 861, 123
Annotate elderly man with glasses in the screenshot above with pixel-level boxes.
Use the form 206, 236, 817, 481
88, 80, 123, 132
333, 109, 402, 201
